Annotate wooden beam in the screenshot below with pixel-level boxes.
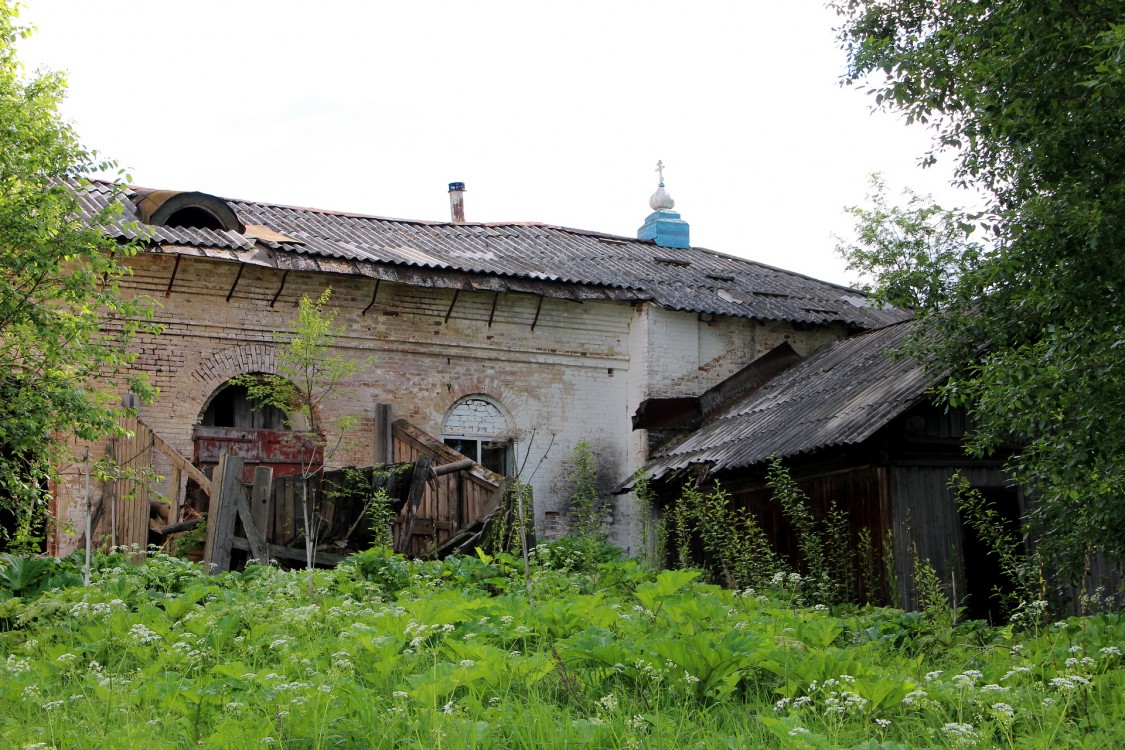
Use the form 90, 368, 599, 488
153, 517, 201, 536
530, 295, 544, 331
237, 493, 269, 566
203, 454, 244, 574
225, 263, 245, 302
432, 458, 474, 476
269, 270, 290, 307
487, 292, 499, 328
362, 279, 381, 316
149, 497, 171, 522
444, 289, 460, 323
169, 466, 182, 523
249, 465, 274, 544
396, 455, 431, 553
164, 254, 181, 297
148, 428, 212, 497
230, 537, 348, 566
375, 404, 393, 465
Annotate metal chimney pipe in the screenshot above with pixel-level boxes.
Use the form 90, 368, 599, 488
448, 182, 466, 224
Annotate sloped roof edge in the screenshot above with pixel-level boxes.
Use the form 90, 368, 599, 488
80, 180, 911, 328
642, 320, 934, 483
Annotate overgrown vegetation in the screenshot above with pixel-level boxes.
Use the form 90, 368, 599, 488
629, 469, 660, 568
1, 547, 1121, 748
0, 2, 158, 551
566, 441, 611, 555
668, 460, 877, 609
832, 0, 1125, 579
950, 474, 1046, 621
670, 479, 779, 592
322, 464, 410, 550
229, 288, 372, 590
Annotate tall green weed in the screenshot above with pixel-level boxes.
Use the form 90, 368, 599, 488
0, 549, 1122, 749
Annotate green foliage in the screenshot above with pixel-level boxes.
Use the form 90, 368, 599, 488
230, 288, 369, 448
529, 535, 619, 576
364, 487, 396, 545
670, 484, 693, 570
837, 174, 982, 311
857, 529, 879, 606
2, 549, 1123, 748
0, 2, 159, 550
950, 474, 1046, 620
911, 544, 952, 628
486, 477, 533, 558
566, 441, 608, 548
824, 500, 857, 605
324, 465, 409, 549
0, 553, 79, 603
882, 530, 901, 610
170, 515, 207, 559
630, 468, 659, 567
673, 479, 781, 592
767, 459, 836, 605
229, 288, 372, 584
832, 0, 1125, 575
341, 545, 412, 593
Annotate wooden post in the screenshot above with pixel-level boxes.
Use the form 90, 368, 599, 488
237, 495, 270, 566
82, 448, 92, 586
237, 466, 274, 566
203, 454, 244, 574
250, 465, 274, 544
396, 455, 431, 554
169, 466, 183, 523
149, 428, 212, 497
375, 404, 393, 465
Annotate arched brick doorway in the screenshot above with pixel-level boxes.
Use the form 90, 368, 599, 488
193, 376, 321, 483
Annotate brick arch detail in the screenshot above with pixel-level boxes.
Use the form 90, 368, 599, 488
185, 344, 283, 422
443, 379, 519, 423
442, 394, 513, 438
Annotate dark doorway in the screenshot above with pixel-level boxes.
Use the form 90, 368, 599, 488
202, 382, 287, 429
959, 487, 1023, 623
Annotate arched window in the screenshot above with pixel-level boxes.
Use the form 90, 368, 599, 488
201, 378, 288, 430
442, 396, 512, 476
134, 189, 245, 232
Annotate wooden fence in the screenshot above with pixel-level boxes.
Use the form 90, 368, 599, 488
98, 414, 212, 556
392, 419, 508, 557
94, 414, 507, 566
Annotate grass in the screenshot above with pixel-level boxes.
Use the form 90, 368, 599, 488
0, 544, 1122, 749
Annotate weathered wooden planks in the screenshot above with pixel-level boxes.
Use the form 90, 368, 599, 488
392, 419, 505, 557
202, 454, 245, 574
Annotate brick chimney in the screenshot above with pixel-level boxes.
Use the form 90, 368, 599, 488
448, 182, 466, 224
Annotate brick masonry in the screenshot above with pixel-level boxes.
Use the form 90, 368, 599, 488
53, 253, 853, 556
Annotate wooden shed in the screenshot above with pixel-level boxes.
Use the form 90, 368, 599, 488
639, 321, 1029, 620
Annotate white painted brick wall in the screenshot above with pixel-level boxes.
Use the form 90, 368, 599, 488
443, 398, 509, 436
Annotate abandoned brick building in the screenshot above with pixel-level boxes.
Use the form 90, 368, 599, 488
50, 176, 907, 559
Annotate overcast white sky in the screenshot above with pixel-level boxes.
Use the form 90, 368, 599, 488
17, 1, 972, 285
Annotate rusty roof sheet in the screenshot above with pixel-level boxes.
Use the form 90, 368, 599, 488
82, 181, 909, 328
645, 320, 931, 480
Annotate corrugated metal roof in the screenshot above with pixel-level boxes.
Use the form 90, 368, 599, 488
82, 181, 909, 328
645, 320, 931, 480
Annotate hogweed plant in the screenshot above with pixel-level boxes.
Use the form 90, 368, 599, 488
0, 546, 1121, 748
